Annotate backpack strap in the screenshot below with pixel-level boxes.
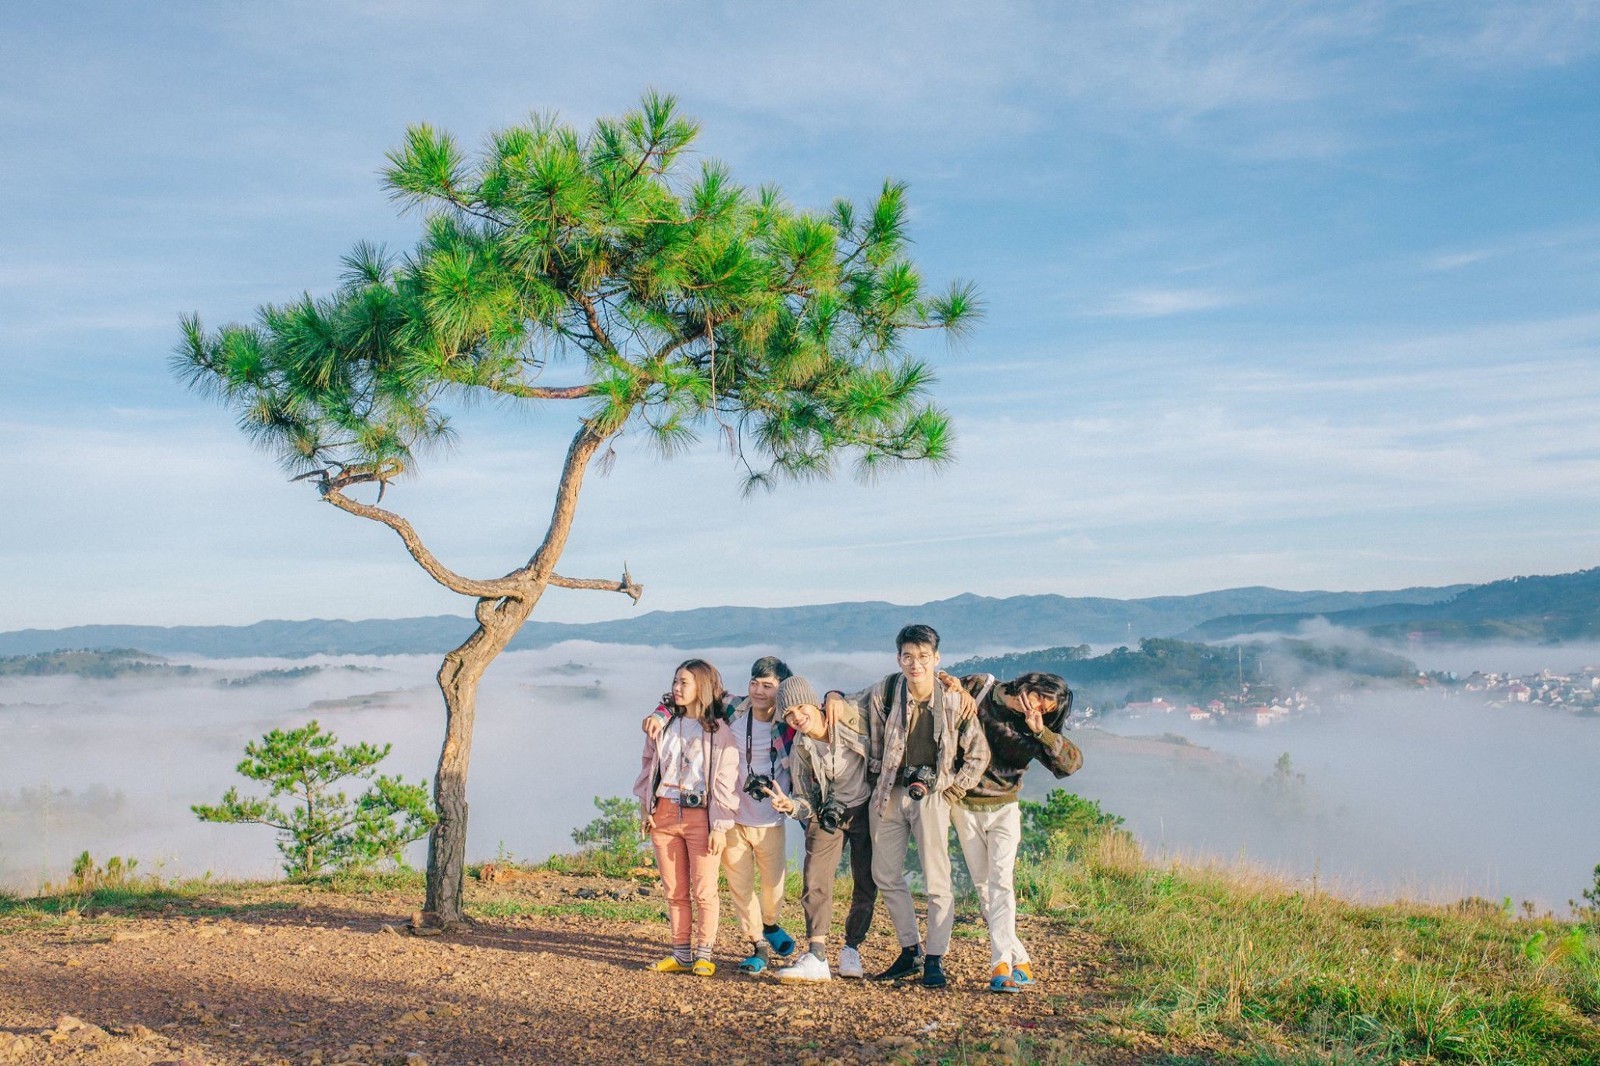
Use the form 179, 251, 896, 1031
882, 672, 902, 718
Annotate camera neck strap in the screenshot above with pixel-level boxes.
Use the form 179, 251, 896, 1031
822, 710, 839, 803
744, 705, 778, 778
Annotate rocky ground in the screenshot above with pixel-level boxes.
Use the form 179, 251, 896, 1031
0, 869, 1216, 1065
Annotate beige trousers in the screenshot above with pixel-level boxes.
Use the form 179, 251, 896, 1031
721, 822, 788, 943
870, 786, 955, 955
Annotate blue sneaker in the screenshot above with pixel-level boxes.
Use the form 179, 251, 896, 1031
738, 943, 770, 974
1011, 962, 1036, 988
763, 926, 796, 957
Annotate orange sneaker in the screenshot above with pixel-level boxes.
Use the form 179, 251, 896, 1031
988, 963, 1020, 993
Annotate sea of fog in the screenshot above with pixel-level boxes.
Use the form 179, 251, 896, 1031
2, 640, 1597, 912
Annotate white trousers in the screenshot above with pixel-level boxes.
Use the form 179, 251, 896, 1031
951, 802, 1028, 970
869, 785, 955, 955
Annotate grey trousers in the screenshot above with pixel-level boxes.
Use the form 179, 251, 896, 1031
800, 801, 875, 947
869, 784, 955, 956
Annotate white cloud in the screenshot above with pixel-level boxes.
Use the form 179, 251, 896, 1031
1083, 287, 1243, 318
1414, 1, 1600, 67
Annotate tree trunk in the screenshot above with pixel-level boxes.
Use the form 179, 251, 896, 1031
419, 593, 538, 929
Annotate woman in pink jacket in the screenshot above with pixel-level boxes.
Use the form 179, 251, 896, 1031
633, 658, 741, 975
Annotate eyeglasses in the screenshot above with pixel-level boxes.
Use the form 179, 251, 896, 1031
897, 652, 937, 666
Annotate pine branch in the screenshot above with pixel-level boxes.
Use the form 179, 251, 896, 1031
548, 565, 643, 603
321, 486, 522, 598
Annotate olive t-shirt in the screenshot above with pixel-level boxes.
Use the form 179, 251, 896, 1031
903, 695, 937, 771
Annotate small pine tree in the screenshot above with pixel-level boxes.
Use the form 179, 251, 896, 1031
193, 720, 436, 877
1018, 789, 1126, 860
570, 796, 647, 865
1577, 862, 1600, 926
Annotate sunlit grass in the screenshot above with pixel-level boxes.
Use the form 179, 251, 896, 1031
469, 897, 662, 922
1019, 832, 1600, 1064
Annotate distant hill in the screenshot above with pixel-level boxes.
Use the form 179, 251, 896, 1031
951, 636, 1420, 708
0, 583, 1464, 659
0, 648, 197, 679
1184, 567, 1600, 644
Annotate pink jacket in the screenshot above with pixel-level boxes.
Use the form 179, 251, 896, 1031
633, 711, 741, 834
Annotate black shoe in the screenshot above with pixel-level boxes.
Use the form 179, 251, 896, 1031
921, 954, 947, 988
874, 946, 924, 980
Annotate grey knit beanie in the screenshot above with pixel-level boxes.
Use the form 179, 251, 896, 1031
775, 676, 821, 716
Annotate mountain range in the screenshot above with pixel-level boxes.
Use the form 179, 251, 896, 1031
1184, 567, 1600, 644
0, 582, 1475, 659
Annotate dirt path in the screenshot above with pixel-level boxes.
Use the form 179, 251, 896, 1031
0, 872, 1193, 1065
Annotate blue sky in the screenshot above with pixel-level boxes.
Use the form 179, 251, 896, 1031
2, 1, 1598, 630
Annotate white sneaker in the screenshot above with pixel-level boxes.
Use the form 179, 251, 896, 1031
837, 945, 864, 979
777, 952, 832, 982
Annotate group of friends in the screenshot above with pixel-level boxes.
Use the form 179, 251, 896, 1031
631, 623, 1083, 994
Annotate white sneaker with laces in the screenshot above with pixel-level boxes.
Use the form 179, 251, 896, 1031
777, 952, 832, 982
837, 945, 864, 978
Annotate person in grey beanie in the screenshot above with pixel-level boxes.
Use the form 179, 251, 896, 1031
768, 675, 878, 982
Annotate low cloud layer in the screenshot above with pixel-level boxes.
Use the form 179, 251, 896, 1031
3, 642, 1597, 912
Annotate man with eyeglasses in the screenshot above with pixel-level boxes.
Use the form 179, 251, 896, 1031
824, 623, 988, 989
949, 671, 1081, 993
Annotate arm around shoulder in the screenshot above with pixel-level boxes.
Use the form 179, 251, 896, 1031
949, 709, 991, 794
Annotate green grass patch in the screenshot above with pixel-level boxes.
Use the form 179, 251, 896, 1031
468, 897, 662, 922
1019, 833, 1600, 1063
0, 878, 295, 927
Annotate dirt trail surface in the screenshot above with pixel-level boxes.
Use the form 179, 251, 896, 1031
0, 873, 1190, 1065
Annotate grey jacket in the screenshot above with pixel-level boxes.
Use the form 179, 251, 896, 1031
788, 699, 869, 826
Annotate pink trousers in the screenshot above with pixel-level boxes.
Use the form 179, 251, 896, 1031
650, 799, 720, 948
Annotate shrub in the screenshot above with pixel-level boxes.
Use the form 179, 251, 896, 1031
1018, 789, 1127, 860
65, 851, 142, 893
541, 796, 651, 877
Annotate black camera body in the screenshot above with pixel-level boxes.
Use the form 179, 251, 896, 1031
815, 797, 846, 832
904, 765, 938, 802
743, 772, 775, 800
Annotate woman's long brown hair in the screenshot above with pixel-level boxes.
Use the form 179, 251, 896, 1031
664, 658, 727, 732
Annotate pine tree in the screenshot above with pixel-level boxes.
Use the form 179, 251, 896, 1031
175, 92, 978, 927
192, 721, 435, 878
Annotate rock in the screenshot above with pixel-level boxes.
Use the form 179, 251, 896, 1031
53, 1015, 87, 1033
64, 957, 84, 967
379, 924, 404, 937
